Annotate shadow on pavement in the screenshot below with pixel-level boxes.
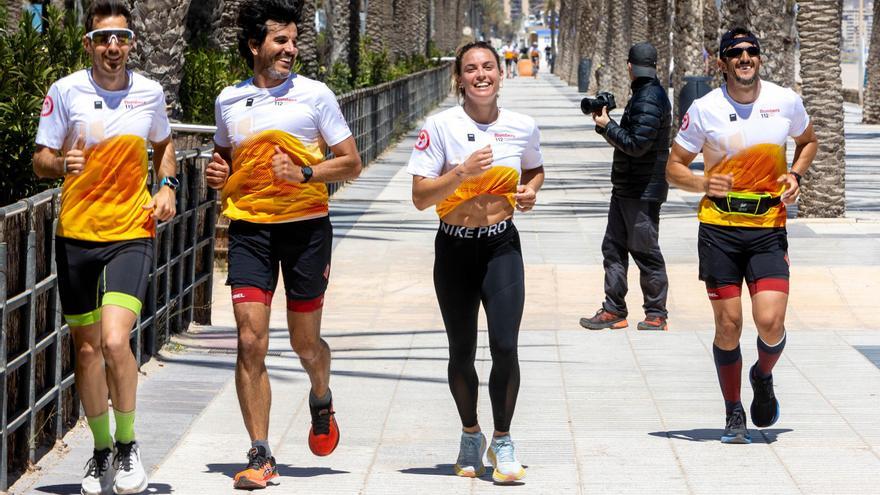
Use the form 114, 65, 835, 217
399, 464, 528, 486
649, 428, 793, 444
34, 483, 174, 494
205, 463, 348, 479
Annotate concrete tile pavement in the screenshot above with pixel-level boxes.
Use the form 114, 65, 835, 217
10, 74, 880, 494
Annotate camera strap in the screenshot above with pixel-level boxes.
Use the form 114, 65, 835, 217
710, 192, 781, 216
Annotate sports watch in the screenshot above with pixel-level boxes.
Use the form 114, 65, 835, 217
301, 166, 314, 183
160, 176, 180, 191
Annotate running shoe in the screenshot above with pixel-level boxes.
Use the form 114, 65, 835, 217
579, 309, 628, 330
487, 435, 526, 483
721, 403, 752, 444
308, 399, 340, 456
637, 316, 668, 331
453, 431, 487, 477
233, 446, 278, 490
112, 441, 148, 494
81, 447, 114, 495
749, 364, 780, 428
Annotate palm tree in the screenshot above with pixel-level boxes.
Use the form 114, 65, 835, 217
646, 0, 670, 88
862, 0, 880, 123
296, 0, 318, 77
606, 0, 629, 98
588, 0, 610, 93
365, 0, 392, 52
721, 0, 748, 30
556, 0, 575, 82
796, 0, 845, 218
127, 0, 193, 117
750, 0, 796, 88
702, 0, 719, 82
631, 0, 647, 44
672, 0, 703, 129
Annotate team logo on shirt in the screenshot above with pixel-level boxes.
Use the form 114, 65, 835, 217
124, 99, 146, 110
680, 113, 690, 131
41, 95, 54, 117
494, 132, 514, 142
415, 129, 430, 150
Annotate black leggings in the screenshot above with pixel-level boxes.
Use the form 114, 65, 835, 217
433, 220, 525, 433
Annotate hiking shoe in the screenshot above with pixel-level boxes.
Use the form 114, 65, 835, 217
112, 441, 148, 494
487, 435, 525, 483
453, 431, 487, 477
750, 364, 780, 428
579, 309, 628, 330
637, 316, 668, 331
81, 447, 114, 495
721, 403, 752, 444
233, 446, 278, 490
308, 399, 340, 456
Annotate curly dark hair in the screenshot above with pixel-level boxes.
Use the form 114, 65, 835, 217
85, 0, 131, 32
236, 0, 301, 70
453, 41, 502, 100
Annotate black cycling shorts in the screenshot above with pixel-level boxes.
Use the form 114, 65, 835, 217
55, 237, 153, 327
698, 224, 789, 300
226, 216, 332, 311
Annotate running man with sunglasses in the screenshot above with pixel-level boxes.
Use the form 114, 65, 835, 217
32, 1, 176, 493
666, 28, 818, 444
205, 0, 362, 489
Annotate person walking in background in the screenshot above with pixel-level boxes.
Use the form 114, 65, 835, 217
204, 0, 362, 489
32, 1, 177, 493
580, 42, 672, 332
666, 28, 817, 444
408, 41, 544, 484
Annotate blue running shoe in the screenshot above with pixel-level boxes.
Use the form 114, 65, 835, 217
721, 403, 752, 444
453, 431, 486, 477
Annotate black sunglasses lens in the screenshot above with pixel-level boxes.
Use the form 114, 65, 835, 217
725, 46, 759, 58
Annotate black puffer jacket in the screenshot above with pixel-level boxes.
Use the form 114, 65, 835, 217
597, 76, 671, 202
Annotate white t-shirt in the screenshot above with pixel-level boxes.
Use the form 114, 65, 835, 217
214, 74, 352, 223
407, 105, 543, 218
36, 69, 171, 241
675, 81, 810, 228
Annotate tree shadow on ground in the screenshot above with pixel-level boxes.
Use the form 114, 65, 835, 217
649, 428, 793, 444
205, 463, 348, 479
34, 483, 174, 494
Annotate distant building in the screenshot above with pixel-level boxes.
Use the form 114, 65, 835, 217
842, 0, 874, 63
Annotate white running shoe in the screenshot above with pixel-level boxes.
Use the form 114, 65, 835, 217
487, 435, 525, 483
112, 441, 148, 494
453, 431, 487, 477
81, 448, 114, 495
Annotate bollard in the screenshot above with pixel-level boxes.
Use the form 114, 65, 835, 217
678, 75, 713, 122
578, 58, 592, 93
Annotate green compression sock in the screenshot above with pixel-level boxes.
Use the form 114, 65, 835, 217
114, 409, 136, 444
87, 412, 114, 451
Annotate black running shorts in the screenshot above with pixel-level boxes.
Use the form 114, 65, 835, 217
226, 216, 332, 306
55, 237, 154, 327
698, 224, 789, 298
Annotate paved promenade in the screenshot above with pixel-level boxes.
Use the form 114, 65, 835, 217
11, 74, 880, 495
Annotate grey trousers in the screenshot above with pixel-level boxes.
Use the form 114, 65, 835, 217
601, 195, 669, 318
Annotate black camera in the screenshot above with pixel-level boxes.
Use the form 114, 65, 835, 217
581, 92, 617, 114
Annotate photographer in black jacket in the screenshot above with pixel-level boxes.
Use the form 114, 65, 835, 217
580, 42, 672, 331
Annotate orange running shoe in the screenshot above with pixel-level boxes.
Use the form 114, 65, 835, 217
637, 316, 669, 331
233, 446, 277, 490
579, 309, 628, 330
308, 400, 339, 456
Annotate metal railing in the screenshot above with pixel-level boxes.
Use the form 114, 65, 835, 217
0, 151, 217, 490
0, 61, 452, 490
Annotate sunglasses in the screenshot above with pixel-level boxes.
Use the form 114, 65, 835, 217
723, 46, 760, 59
86, 28, 135, 46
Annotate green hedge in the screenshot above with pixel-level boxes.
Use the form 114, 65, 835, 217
0, 7, 87, 206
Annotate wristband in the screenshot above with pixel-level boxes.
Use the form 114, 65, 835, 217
62, 157, 68, 175
789, 171, 802, 186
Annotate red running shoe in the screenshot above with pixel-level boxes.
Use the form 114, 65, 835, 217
308, 400, 339, 456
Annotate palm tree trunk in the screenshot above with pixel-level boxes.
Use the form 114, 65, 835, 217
631, 0, 648, 44
863, 0, 880, 123
647, 0, 670, 88
796, 0, 845, 218
702, 0, 719, 82
325, 0, 350, 66
297, 0, 318, 77
127, 0, 193, 117
721, 0, 748, 29
588, 0, 609, 94
750, 0, 796, 88
607, 0, 629, 98
672, 0, 703, 129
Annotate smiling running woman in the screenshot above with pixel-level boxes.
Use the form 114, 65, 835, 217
408, 41, 545, 483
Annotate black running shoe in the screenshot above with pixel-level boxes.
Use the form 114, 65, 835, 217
721, 403, 752, 444
749, 364, 780, 428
